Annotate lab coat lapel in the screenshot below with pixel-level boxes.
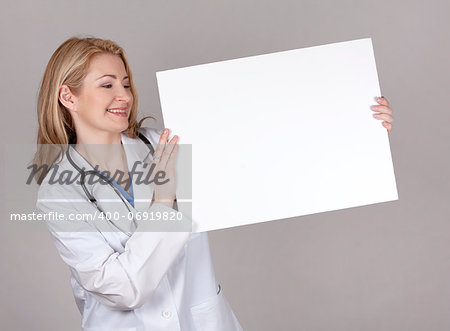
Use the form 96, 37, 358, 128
121, 132, 154, 213
67, 146, 136, 234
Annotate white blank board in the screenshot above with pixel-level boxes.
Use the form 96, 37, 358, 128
156, 38, 398, 232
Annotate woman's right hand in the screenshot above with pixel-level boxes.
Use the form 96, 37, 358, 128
150, 128, 179, 208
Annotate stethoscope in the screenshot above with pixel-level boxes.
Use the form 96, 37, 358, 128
65, 132, 154, 237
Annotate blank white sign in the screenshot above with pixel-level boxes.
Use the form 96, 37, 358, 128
156, 38, 398, 232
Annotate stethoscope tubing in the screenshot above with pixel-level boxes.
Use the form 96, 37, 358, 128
63, 133, 154, 237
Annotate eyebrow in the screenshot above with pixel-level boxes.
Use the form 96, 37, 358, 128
96, 74, 129, 81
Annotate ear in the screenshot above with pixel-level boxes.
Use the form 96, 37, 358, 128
59, 85, 76, 112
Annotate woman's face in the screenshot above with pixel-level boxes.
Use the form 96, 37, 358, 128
69, 53, 133, 137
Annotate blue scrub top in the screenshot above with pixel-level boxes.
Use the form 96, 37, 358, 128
93, 169, 134, 207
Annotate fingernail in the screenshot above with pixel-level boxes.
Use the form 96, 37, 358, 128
163, 129, 168, 134
371, 105, 377, 110
373, 114, 379, 117
377, 97, 383, 102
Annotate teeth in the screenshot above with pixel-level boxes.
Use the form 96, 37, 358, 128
106, 109, 126, 113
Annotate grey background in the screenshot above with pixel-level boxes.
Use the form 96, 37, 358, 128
0, 0, 449, 330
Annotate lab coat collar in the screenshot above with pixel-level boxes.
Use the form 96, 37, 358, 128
63, 131, 154, 213
120, 131, 154, 212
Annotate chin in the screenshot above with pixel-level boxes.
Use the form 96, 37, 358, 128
106, 122, 129, 133
117, 123, 129, 132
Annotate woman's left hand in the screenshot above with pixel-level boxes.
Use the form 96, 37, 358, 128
371, 96, 394, 133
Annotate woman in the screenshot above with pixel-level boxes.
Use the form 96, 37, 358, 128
34, 36, 394, 331
34, 36, 243, 331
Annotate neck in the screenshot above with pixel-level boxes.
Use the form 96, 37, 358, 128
76, 130, 122, 145
75, 131, 127, 172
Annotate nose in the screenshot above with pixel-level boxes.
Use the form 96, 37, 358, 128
115, 85, 132, 103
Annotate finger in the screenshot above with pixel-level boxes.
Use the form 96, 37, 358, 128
164, 140, 180, 175
375, 96, 390, 107
160, 135, 178, 169
166, 142, 179, 172
373, 113, 394, 123
371, 105, 392, 115
152, 129, 170, 163
382, 121, 392, 133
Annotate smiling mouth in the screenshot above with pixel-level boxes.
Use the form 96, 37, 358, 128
106, 108, 128, 117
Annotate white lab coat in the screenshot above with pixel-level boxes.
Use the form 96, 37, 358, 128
36, 127, 243, 331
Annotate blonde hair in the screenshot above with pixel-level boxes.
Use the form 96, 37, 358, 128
33, 36, 152, 182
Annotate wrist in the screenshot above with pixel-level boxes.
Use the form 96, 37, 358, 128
153, 199, 175, 209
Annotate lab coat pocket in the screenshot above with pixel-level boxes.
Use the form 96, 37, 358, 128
190, 285, 243, 331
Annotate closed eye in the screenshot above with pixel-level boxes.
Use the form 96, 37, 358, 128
102, 84, 130, 89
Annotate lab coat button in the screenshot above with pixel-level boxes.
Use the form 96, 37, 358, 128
162, 310, 172, 319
